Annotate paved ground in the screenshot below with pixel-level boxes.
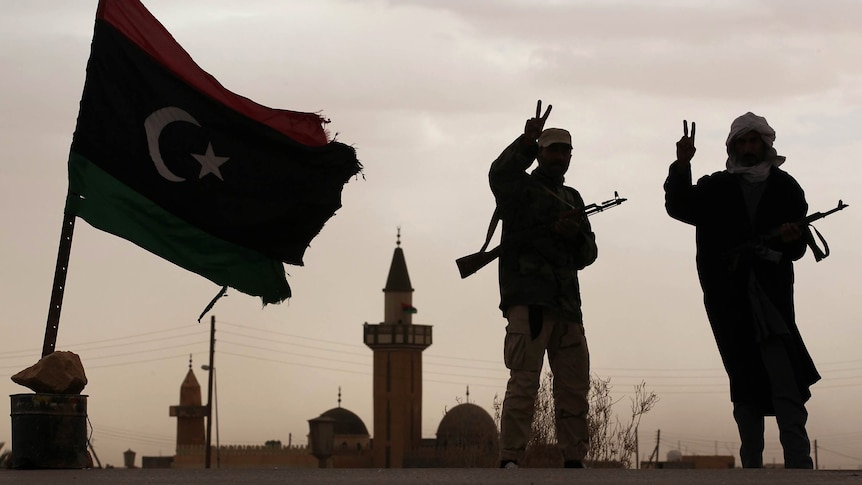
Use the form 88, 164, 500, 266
1, 468, 860, 484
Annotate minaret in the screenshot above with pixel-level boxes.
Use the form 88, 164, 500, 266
363, 230, 432, 468
169, 356, 207, 451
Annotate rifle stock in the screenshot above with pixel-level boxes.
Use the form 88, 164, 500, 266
456, 246, 501, 279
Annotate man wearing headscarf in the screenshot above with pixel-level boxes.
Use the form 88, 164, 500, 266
664, 113, 819, 469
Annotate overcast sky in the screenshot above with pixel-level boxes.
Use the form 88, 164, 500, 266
1, 0, 861, 469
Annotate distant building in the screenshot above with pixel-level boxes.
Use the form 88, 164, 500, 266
363, 230, 433, 468
141, 456, 173, 469
315, 392, 374, 468
434, 402, 499, 467
168, 359, 206, 448
158, 360, 315, 469
321, 405, 371, 453
642, 450, 735, 469
144, 232, 497, 469
165, 359, 210, 469
683, 455, 735, 469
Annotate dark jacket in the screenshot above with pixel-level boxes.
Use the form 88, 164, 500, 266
664, 161, 820, 408
489, 138, 598, 323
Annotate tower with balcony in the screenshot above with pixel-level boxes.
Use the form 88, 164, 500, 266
363, 231, 432, 468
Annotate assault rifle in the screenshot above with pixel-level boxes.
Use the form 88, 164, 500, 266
456, 192, 627, 279
725, 199, 848, 269
773, 199, 848, 262
770, 199, 848, 238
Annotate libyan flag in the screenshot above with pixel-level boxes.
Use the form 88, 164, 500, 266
66, 0, 361, 304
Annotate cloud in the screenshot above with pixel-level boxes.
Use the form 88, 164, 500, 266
373, 0, 862, 101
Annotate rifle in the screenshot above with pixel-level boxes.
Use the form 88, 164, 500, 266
727, 200, 849, 269
780, 199, 848, 262
456, 192, 627, 279
765, 199, 848, 239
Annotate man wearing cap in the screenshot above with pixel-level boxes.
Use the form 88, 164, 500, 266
664, 112, 820, 468
489, 101, 597, 468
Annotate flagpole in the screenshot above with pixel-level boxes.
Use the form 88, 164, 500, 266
42, 210, 77, 357
205, 315, 215, 468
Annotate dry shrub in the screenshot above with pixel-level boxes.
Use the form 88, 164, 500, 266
494, 371, 658, 468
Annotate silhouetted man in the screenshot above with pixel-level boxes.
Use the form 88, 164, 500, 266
490, 101, 597, 468
664, 113, 819, 468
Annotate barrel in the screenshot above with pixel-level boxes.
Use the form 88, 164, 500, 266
10, 393, 89, 469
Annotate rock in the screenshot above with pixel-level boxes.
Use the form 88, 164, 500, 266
11, 351, 88, 394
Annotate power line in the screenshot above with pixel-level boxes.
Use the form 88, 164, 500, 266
815, 445, 862, 462
218, 329, 369, 358
86, 352, 203, 370
91, 425, 174, 448
9, 318, 862, 378
64, 325, 205, 348
66, 330, 203, 353
82, 340, 208, 361
219, 350, 370, 376
219, 338, 370, 367
4, 321, 862, 395
220, 320, 365, 349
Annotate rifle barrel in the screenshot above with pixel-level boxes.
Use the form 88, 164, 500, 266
585, 197, 627, 216
802, 200, 848, 225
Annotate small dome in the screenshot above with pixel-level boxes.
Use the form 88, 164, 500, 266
436, 403, 498, 446
320, 407, 369, 436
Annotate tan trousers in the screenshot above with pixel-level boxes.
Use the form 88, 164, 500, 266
499, 305, 590, 463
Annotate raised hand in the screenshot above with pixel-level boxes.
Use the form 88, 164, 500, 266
523, 99, 553, 144
676, 119, 696, 164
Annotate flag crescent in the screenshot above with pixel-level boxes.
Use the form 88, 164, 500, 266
144, 106, 201, 182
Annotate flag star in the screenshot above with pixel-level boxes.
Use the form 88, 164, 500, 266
192, 143, 230, 180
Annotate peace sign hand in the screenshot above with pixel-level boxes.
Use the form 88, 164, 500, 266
676, 119, 696, 164
523, 99, 553, 144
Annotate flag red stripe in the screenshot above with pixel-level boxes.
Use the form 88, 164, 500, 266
96, 0, 328, 147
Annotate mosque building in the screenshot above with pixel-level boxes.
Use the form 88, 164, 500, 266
147, 233, 498, 468
362, 229, 433, 467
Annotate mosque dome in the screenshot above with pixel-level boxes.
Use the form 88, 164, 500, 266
320, 407, 370, 436
435, 403, 498, 448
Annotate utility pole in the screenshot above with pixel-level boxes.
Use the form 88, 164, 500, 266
204, 315, 215, 469
814, 439, 819, 470
646, 429, 660, 468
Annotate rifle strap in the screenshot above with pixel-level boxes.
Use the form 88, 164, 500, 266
804, 224, 829, 262
535, 182, 576, 209
475, 184, 566, 255
479, 208, 500, 253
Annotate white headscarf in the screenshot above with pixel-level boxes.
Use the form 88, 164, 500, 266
725, 112, 786, 183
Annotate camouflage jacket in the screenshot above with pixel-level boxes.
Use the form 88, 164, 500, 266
489, 137, 598, 323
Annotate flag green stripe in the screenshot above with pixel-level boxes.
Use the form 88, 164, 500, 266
67, 151, 290, 304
